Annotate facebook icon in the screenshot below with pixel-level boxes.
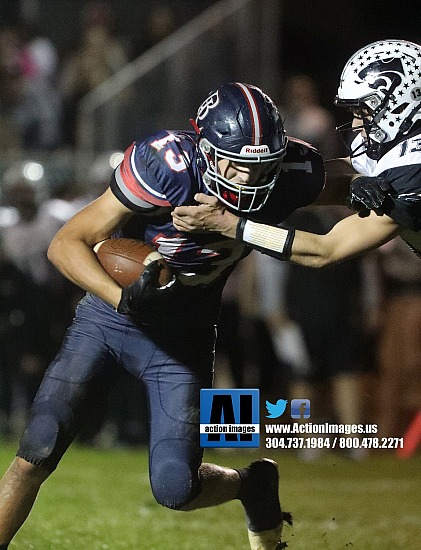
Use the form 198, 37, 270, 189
291, 399, 311, 419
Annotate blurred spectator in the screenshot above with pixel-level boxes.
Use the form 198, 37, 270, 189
87, 150, 124, 200
25, 32, 59, 83
373, 238, 421, 439
0, 162, 62, 287
0, 231, 53, 439
278, 74, 343, 160
142, 4, 177, 52
0, 27, 24, 149
0, 237, 21, 436
58, 1, 128, 146
0, 24, 62, 151
0, 162, 82, 427
0, 26, 25, 74
272, 77, 366, 455
215, 252, 281, 394
0, 153, 149, 445
214, 263, 247, 388
258, 207, 371, 459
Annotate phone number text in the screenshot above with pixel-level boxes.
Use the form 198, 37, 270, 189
265, 437, 404, 450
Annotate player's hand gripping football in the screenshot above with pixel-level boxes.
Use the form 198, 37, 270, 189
347, 176, 394, 217
117, 260, 178, 316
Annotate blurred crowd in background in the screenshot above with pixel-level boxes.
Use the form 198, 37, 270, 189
0, 0, 183, 151
0, 1, 420, 458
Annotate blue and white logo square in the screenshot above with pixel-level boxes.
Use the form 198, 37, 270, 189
290, 398, 311, 419
200, 389, 260, 448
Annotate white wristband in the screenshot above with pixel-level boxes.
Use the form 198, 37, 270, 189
242, 220, 290, 254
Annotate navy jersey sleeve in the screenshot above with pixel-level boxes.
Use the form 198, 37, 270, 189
379, 164, 421, 231
255, 137, 325, 225
110, 131, 200, 213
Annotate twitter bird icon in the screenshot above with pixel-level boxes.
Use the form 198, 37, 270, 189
266, 399, 288, 418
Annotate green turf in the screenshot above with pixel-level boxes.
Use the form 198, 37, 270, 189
0, 442, 420, 549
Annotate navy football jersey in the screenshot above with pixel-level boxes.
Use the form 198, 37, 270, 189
350, 131, 421, 255
110, 130, 324, 320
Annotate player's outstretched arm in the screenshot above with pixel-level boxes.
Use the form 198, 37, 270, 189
172, 173, 395, 241
237, 211, 401, 267
290, 212, 401, 267
172, 190, 402, 267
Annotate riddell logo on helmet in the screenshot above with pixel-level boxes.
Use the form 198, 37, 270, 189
241, 145, 270, 155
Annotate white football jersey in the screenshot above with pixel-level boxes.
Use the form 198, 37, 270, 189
351, 132, 421, 255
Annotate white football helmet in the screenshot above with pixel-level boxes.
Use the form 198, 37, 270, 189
335, 39, 421, 158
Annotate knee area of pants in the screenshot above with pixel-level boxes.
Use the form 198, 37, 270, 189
18, 398, 72, 466
150, 458, 199, 510
18, 412, 60, 462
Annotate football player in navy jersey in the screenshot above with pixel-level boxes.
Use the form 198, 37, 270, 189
173, 40, 421, 270
0, 82, 333, 550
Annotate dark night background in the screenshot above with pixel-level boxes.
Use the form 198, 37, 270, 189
0, 0, 420, 127
281, 0, 421, 122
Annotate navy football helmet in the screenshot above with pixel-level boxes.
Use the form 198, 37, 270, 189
335, 39, 421, 159
194, 82, 287, 212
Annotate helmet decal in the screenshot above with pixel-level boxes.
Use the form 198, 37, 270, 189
356, 57, 405, 88
197, 90, 220, 121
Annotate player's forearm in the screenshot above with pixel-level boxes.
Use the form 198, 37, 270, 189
48, 233, 123, 308
48, 187, 134, 308
289, 230, 336, 267
237, 219, 331, 266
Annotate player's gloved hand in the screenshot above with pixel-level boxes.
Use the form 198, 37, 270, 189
117, 260, 178, 316
347, 176, 393, 217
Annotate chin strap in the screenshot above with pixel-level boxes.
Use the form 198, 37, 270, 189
189, 118, 201, 134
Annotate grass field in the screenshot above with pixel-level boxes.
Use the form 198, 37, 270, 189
0, 442, 420, 549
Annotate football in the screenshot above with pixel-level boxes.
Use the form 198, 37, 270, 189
94, 238, 172, 288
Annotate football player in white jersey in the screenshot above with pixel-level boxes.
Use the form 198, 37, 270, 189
172, 39, 421, 266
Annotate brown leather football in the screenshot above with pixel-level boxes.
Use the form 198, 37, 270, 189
94, 238, 171, 288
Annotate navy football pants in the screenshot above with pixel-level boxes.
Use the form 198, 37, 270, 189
18, 294, 216, 509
